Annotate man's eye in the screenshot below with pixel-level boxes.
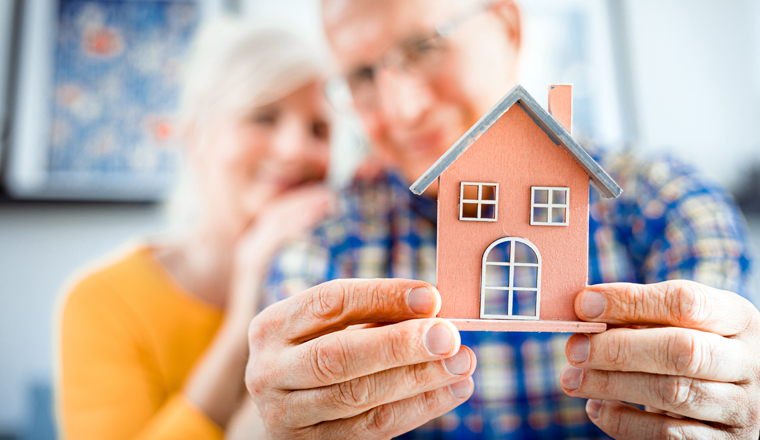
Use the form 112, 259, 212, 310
412, 40, 436, 54
406, 38, 441, 62
312, 120, 329, 140
349, 66, 375, 85
249, 111, 277, 125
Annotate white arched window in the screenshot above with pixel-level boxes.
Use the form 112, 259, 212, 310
480, 237, 541, 320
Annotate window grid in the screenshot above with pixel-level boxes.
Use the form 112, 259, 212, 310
530, 186, 569, 226
480, 237, 542, 320
459, 182, 498, 222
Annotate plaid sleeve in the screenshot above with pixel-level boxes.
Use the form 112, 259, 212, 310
608, 152, 755, 302
259, 237, 331, 311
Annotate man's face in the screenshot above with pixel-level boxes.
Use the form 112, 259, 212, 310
323, 0, 521, 193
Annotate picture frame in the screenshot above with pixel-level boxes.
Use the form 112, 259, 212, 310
4, 0, 224, 201
0, 0, 16, 175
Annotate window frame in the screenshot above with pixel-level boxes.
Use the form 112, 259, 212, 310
459, 182, 499, 222
530, 186, 570, 226
480, 237, 542, 320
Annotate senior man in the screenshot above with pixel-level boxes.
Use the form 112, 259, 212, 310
245, 0, 758, 438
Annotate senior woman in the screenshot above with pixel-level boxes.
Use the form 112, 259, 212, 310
56, 19, 333, 439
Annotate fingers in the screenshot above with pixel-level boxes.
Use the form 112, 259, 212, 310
312, 378, 474, 439
275, 318, 461, 389
257, 279, 442, 342
575, 280, 759, 336
282, 346, 476, 427
561, 366, 749, 425
565, 328, 754, 382
585, 400, 728, 440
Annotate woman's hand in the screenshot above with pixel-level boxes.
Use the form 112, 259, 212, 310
227, 184, 335, 324
226, 398, 269, 440
245, 278, 476, 439
561, 280, 760, 439
183, 184, 334, 429
235, 184, 335, 270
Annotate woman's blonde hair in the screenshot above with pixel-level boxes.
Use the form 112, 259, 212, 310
179, 17, 326, 128
166, 17, 327, 233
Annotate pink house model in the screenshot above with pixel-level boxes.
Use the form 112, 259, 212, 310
410, 85, 622, 333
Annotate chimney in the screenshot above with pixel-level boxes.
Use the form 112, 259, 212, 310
548, 85, 572, 134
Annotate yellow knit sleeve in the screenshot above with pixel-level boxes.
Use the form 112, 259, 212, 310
133, 394, 224, 440
57, 273, 223, 440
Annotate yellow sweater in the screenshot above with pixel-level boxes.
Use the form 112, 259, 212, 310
57, 246, 225, 440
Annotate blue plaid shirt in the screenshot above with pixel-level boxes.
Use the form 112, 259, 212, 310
262, 147, 754, 439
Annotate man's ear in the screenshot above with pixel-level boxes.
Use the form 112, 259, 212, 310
489, 0, 522, 54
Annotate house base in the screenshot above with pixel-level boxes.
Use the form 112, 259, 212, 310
447, 318, 607, 333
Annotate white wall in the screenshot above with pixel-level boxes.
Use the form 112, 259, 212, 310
0, 205, 165, 433
622, 0, 760, 189
0, 0, 14, 170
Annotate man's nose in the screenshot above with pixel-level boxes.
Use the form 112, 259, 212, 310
375, 69, 435, 125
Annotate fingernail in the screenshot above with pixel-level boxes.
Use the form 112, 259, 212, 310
581, 291, 606, 318
560, 366, 583, 390
449, 379, 472, 398
443, 349, 471, 375
587, 399, 603, 419
567, 334, 590, 363
409, 287, 434, 315
426, 324, 454, 355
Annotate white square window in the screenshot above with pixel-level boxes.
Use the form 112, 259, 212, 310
460, 182, 498, 222
530, 187, 569, 226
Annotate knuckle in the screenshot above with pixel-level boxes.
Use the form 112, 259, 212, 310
306, 281, 347, 322
334, 376, 373, 408
366, 403, 397, 435
405, 362, 433, 390
384, 326, 416, 365
418, 388, 446, 414
310, 337, 350, 384
657, 375, 698, 412
620, 284, 649, 320
658, 420, 687, 440
245, 363, 264, 397
724, 387, 753, 428
661, 331, 704, 377
245, 354, 273, 400
670, 281, 709, 327
366, 280, 389, 312
260, 401, 287, 431
597, 371, 617, 397
603, 402, 627, 435
603, 331, 631, 368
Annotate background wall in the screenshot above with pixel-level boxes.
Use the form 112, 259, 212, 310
623, 0, 760, 189
0, 205, 165, 435
1, 0, 759, 437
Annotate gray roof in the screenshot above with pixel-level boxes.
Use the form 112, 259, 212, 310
409, 85, 622, 199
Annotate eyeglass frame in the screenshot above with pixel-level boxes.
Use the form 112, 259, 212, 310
325, 0, 499, 111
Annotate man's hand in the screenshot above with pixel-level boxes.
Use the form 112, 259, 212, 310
561, 280, 760, 439
245, 279, 476, 439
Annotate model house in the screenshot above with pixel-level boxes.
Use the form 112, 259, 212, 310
410, 85, 622, 332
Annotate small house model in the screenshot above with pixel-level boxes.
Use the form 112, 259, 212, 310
410, 85, 622, 333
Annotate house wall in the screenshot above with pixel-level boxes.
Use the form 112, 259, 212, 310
436, 105, 590, 321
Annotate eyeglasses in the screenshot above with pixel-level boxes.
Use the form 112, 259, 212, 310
326, 1, 497, 111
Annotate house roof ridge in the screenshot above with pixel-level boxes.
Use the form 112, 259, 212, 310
408, 84, 623, 199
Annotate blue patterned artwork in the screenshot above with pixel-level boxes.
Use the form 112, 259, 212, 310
48, 0, 198, 180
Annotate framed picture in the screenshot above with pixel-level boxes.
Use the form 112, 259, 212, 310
4, 0, 218, 201
0, 0, 16, 175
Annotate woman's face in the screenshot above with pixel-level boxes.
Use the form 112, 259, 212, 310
192, 81, 331, 237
